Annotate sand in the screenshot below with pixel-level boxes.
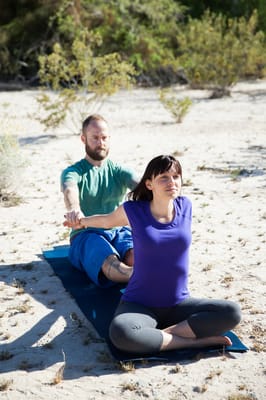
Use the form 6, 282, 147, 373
0, 80, 265, 399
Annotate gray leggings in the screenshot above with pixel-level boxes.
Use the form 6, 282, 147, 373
109, 297, 241, 354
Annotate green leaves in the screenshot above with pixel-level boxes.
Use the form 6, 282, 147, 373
176, 10, 266, 88
37, 22, 136, 132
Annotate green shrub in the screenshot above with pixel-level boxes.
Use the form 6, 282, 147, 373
37, 26, 136, 132
159, 89, 192, 123
176, 9, 266, 89
91, 0, 185, 74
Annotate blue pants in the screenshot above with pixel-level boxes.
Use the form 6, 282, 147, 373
69, 227, 133, 287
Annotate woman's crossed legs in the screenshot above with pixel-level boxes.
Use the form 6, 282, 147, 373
109, 297, 241, 354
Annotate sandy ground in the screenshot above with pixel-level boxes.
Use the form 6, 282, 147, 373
0, 80, 265, 399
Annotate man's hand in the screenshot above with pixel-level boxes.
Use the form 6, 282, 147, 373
63, 210, 85, 229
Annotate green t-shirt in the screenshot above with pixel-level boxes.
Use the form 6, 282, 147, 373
61, 158, 136, 237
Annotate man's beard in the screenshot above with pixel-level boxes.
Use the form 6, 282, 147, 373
85, 143, 109, 161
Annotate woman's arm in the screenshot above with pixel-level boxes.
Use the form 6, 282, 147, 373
64, 204, 129, 229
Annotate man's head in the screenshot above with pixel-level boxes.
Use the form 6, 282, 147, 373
81, 114, 110, 162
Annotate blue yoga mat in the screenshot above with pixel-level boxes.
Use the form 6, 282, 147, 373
43, 245, 249, 362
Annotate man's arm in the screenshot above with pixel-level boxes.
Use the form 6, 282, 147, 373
62, 181, 80, 211
62, 181, 84, 227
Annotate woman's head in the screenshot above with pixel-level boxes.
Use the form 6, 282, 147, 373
129, 155, 182, 201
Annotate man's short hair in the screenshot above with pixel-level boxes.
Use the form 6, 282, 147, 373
82, 114, 107, 134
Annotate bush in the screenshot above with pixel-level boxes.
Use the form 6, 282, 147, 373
176, 9, 266, 89
159, 88, 192, 123
0, 130, 26, 206
91, 0, 186, 75
37, 23, 136, 132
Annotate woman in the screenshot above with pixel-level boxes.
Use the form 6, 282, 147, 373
64, 155, 241, 354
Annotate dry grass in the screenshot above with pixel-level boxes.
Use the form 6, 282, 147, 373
169, 363, 183, 374
0, 379, 13, 391
120, 379, 149, 397
51, 364, 65, 385
227, 394, 258, 400
50, 350, 66, 385
0, 130, 27, 206
118, 360, 135, 372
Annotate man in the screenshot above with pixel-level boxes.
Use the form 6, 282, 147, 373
61, 114, 138, 287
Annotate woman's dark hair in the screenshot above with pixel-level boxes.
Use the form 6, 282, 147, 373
128, 155, 182, 201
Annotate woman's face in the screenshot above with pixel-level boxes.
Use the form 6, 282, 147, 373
145, 165, 182, 200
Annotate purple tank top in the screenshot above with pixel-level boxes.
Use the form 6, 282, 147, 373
122, 196, 192, 307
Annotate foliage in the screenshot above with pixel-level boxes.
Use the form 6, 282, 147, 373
0, 0, 60, 81
89, 0, 186, 76
0, 129, 27, 206
37, 7, 136, 132
176, 10, 266, 88
181, 0, 257, 18
159, 89, 192, 123
181, 0, 266, 33
1, 1, 266, 86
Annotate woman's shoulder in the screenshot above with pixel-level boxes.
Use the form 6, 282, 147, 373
175, 196, 192, 216
176, 196, 192, 205
124, 199, 147, 207
123, 200, 148, 212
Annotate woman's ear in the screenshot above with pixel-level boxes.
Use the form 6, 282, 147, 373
145, 179, 152, 190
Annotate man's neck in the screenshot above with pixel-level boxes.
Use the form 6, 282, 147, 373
85, 154, 106, 167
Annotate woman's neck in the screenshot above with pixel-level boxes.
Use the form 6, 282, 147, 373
150, 199, 175, 223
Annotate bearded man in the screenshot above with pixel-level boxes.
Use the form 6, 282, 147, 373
61, 114, 138, 287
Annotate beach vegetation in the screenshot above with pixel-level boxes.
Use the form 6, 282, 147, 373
51, 363, 65, 385
118, 361, 135, 372
0, 379, 13, 391
36, 2, 136, 132
227, 394, 258, 400
88, 0, 186, 83
50, 350, 66, 385
169, 363, 183, 373
159, 89, 192, 123
1, 1, 265, 89
175, 9, 266, 90
0, 130, 26, 207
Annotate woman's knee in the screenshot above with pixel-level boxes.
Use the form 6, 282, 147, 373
227, 301, 242, 327
109, 316, 141, 352
109, 315, 163, 354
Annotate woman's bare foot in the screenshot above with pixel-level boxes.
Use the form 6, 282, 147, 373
160, 332, 232, 351
191, 335, 232, 347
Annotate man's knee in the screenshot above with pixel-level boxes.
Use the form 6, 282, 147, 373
101, 254, 133, 282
